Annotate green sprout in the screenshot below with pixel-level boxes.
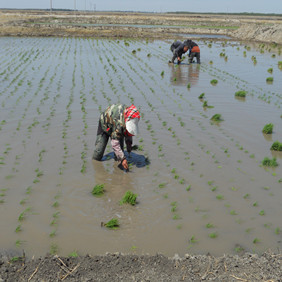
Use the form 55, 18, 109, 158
235, 90, 246, 98
210, 79, 218, 85
266, 77, 273, 83
91, 184, 105, 197
209, 232, 218, 238
210, 114, 223, 122
262, 157, 278, 167
104, 218, 120, 229
262, 123, 273, 134
270, 141, 282, 151
198, 93, 205, 99
120, 191, 137, 205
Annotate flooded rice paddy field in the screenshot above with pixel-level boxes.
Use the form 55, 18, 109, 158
0, 37, 281, 258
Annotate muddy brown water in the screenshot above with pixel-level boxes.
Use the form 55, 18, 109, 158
0, 37, 281, 258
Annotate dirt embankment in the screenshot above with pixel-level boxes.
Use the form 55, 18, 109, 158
0, 252, 281, 281
0, 10, 282, 44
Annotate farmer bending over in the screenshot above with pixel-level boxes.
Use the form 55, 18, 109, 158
93, 104, 140, 171
184, 39, 201, 64
169, 40, 189, 65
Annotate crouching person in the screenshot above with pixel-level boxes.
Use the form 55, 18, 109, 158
93, 104, 140, 171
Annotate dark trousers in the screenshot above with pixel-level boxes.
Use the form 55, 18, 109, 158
92, 121, 124, 161
189, 52, 200, 64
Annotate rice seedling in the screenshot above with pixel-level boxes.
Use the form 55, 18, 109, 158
266, 77, 273, 83
50, 244, 58, 255
262, 157, 278, 167
15, 225, 22, 233
253, 201, 258, 207
52, 201, 59, 208
189, 236, 198, 244
198, 93, 205, 99
179, 178, 185, 184
161, 71, 164, 77
173, 214, 181, 220
230, 210, 237, 215
259, 210, 265, 216
270, 141, 282, 151
209, 232, 218, 239
275, 227, 280, 235
186, 185, 191, 191
210, 79, 218, 85
68, 251, 78, 258
103, 218, 120, 229
235, 90, 246, 98
210, 114, 223, 122
278, 61, 282, 70
170, 201, 177, 212
206, 223, 214, 229
243, 194, 250, 199
253, 238, 260, 244
92, 184, 105, 197
120, 191, 137, 205
216, 194, 224, 200
234, 245, 244, 253
267, 68, 273, 74
49, 230, 56, 237
158, 182, 167, 188
187, 83, 191, 89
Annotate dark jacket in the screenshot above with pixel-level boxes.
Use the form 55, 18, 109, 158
170, 40, 182, 52
171, 43, 187, 63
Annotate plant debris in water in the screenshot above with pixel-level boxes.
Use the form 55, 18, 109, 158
120, 191, 137, 205
92, 184, 105, 197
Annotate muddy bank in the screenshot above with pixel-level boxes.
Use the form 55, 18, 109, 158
0, 251, 281, 281
0, 10, 282, 44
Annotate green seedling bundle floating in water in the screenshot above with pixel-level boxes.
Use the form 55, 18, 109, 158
91, 184, 105, 197
270, 141, 282, 151
262, 123, 273, 134
120, 191, 137, 205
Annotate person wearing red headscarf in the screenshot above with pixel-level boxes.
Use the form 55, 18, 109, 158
93, 104, 140, 170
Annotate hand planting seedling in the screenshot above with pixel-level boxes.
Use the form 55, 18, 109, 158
120, 191, 137, 205
91, 184, 105, 197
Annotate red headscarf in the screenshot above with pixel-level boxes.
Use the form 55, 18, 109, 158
124, 105, 140, 123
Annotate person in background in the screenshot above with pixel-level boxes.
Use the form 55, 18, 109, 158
169, 40, 189, 64
93, 104, 140, 171
184, 39, 201, 64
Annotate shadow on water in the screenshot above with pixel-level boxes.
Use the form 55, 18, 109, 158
101, 150, 149, 170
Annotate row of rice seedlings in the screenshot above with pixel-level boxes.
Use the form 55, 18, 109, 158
200, 51, 281, 108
